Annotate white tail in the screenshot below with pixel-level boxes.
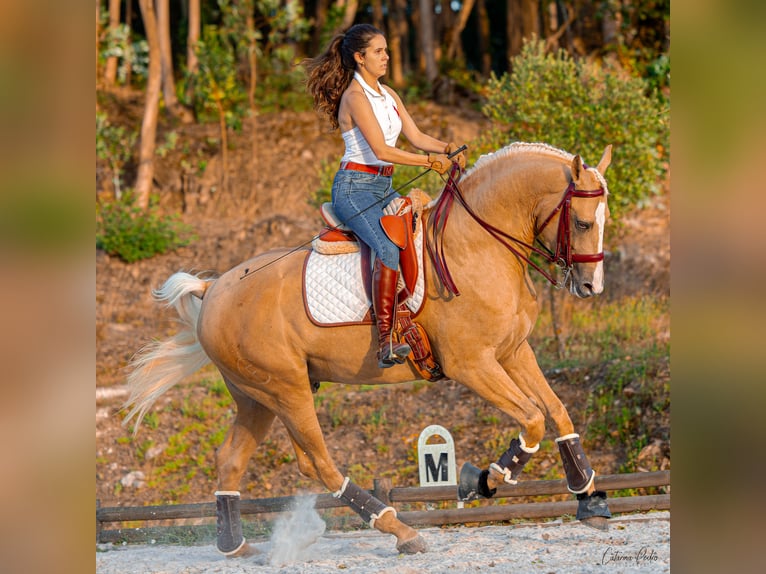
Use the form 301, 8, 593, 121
122, 272, 215, 433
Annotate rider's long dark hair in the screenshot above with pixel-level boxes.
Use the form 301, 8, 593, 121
303, 24, 384, 130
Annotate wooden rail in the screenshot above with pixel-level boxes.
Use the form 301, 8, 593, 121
97, 470, 669, 543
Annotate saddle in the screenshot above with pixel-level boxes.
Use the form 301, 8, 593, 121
311, 191, 444, 382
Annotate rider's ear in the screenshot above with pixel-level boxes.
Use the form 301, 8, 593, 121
597, 145, 613, 175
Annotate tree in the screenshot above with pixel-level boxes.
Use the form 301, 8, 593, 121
445, 0, 476, 61
134, 0, 162, 210
340, 0, 358, 32
507, 0, 540, 61
418, 0, 437, 83
187, 0, 200, 88
103, 0, 121, 86
157, 0, 194, 122
387, 0, 409, 87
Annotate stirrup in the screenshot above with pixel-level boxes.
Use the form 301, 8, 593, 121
378, 338, 410, 368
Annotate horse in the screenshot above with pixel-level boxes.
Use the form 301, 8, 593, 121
123, 142, 613, 557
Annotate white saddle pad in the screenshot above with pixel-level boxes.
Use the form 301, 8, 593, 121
304, 231, 426, 325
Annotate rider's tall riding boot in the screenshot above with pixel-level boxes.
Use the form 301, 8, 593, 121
373, 258, 411, 368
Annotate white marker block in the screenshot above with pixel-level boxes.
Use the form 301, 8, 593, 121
418, 424, 457, 487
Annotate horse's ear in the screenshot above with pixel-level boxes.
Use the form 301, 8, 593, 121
597, 145, 613, 175
571, 155, 584, 182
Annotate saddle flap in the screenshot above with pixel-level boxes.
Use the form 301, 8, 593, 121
380, 215, 408, 249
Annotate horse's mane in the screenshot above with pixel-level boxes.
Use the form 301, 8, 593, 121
461, 141, 609, 194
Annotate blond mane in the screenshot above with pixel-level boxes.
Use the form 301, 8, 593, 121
462, 142, 609, 194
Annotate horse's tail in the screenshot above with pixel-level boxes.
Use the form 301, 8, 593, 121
122, 272, 216, 434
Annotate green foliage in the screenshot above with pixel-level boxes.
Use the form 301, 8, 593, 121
584, 351, 670, 450
482, 38, 669, 218
96, 191, 196, 263
96, 111, 137, 198
256, 44, 313, 112
100, 23, 149, 84
192, 25, 247, 128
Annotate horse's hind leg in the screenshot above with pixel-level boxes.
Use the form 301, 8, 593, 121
215, 380, 276, 556
276, 387, 427, 554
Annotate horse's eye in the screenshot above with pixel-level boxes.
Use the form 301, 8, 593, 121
575, 220, 592, 231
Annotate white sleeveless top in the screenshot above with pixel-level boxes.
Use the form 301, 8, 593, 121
340, 72, 402, 166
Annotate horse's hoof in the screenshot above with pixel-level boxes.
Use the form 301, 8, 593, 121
397, 534, 427, 554
220, 541, 259, 558
580, 516, 610, 531
576, 490, 611, 531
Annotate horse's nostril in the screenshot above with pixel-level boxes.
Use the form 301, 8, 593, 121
582, 282, 594, 294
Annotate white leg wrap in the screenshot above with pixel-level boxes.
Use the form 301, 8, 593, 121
333, 477, 350, 498
519, 433, 540, 454
369, 506, 397, 528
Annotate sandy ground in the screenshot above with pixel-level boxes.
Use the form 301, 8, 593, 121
96, 510, 670, 573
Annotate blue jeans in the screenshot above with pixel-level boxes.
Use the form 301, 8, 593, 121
331, 169, 401, 270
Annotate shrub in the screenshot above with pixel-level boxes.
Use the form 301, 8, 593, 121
481, 38, 669, 219
96, 191, 196, 263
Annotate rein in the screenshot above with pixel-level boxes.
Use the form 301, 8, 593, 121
426, 164, 605, 296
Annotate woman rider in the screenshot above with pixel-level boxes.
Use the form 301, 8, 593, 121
303, 23, 467, 369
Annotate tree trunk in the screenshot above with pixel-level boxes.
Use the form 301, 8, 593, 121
446, 0, 476, 61
388, 0, 407, 87
158, 0, 194, 122
216, 98, 229, 194
187, 0, 200, 80
311, 0, 329, 54
476, 0, 491, 77
104, 0, 121, 86
340, 0, 359, 32
372, 0, 384, 32
125, 0, 133, 85
507, 0, 540, 60
135, 0, 162, 210
418, 0, 437, 83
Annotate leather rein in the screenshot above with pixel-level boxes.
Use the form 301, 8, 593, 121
426, 164, 605, 296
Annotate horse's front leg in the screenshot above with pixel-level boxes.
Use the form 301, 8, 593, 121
455, 348, 610, 529
496, 342, 611, 530
450, 353, 547, 501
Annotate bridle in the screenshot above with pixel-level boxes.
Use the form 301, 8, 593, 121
427, 164, 606, 296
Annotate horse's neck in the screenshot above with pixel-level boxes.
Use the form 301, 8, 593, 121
422, 155, 564, 297
453, 159, 557, 242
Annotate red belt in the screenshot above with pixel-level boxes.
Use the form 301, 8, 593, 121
339, 161, 394, 177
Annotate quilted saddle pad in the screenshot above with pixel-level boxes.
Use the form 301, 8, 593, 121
303, 231, 426, 326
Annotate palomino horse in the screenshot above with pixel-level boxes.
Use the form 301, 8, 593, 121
124, 142, 613, 556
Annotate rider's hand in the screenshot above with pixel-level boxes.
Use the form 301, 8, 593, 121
427, 153, 452, 175
444, 142, 467, 170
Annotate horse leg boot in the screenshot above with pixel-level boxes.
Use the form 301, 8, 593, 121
458, 434, 538, 501
372, 259, 411, 368
556, 433, 611, 530
215, 491, 250, 556
334, 477, 426, 554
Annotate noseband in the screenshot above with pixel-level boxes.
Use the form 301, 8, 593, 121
427, 164, 606, 296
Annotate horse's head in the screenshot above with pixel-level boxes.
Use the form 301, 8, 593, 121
536, 145, 612, 298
